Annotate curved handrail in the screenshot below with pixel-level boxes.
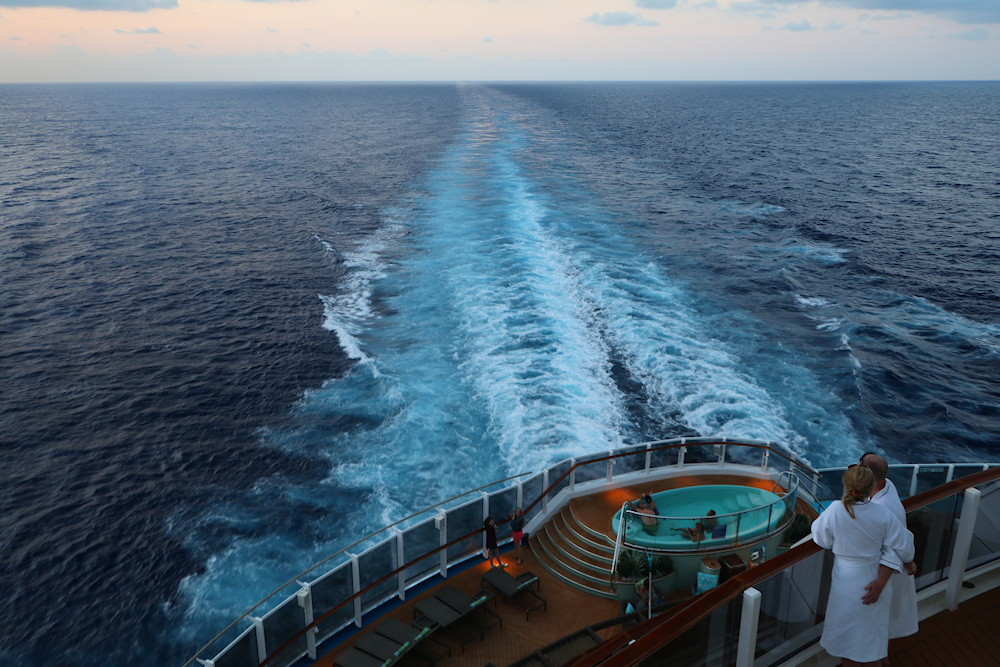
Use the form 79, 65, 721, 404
563, 463, 1000, 667
614, 474, 798, 551
182, 472, 533, 667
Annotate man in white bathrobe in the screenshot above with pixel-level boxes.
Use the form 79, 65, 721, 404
812, 465, 915, 666
862, 452, 919, 645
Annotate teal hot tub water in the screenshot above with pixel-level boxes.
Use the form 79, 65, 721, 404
612, 484, 789, 549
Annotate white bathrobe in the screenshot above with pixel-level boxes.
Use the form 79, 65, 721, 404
812, 499, 915, 663
871, 478, 919, 638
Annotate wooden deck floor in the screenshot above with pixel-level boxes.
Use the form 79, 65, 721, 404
889, 583, 1000, 667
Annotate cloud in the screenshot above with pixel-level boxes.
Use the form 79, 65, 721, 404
825, 20, 846, 29
779, 20, 815, 30
0, 0, 175, 10
954, 27, 990, 39
266, 27, 279, 33
768, 0, 1000, 25
115, 26, 160, 33
9, 35, 21, 40
585, 11, 658, 26
634, 0, 678, 8
482, 36, 492, 42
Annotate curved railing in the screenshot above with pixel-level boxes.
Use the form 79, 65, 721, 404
185, 437, 813, 667
614, 474, 799, 552
563, 463, 1000, 667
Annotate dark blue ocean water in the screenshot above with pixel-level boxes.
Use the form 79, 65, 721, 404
1, 81, 998, 666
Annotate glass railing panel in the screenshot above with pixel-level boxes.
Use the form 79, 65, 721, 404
521, 473, 545, 524
358, 540, 398, 610
887, 466, 917, 499
952, 464, 988, 482
814, 470, 844, 503
911, 465, 949, 496
967, 480, 1000, 570
489, 486, 518, 543
648, 444, 681, 472
445, 497, 485, 563
260, 596, 306, 667
572, 453, 612, 485
310, 562, 356, 638
724, 442, 765, 466
681, 443, 720, 465
752, 549, 832, 667
546, 460, 572, 504
614, 444, 652, 476
638, 596, 743, 666
908, 495, 960, 590
212, 626, 259, 667
401, 518, 441, 584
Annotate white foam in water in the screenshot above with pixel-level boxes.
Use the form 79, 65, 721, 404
177, 86, 870, 643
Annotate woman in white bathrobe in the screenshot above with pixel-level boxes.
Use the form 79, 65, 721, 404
811, 465, 915, 667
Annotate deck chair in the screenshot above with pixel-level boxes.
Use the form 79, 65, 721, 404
414, 596, 482, 652
480, 568, 547, 620
375, 618, 450, 664
332, 646, 385, 667
434, 586, 502, 635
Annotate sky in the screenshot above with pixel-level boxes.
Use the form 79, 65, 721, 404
0, 0, 998, 83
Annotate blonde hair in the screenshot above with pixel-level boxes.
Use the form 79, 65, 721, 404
842, 465, 875, 519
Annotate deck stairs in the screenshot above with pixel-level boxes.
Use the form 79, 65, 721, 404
528, 504, 619, 600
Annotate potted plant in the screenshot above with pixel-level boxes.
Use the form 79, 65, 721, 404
613, 550, 674, 601
779, 514, 813, 550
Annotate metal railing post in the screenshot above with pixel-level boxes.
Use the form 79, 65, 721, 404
569, 458, 577, 491
542, 470, 550, 514
434, 511, 448, 578
606, 451, 614, 482
296, 583, 317, 660
945, 487, 981, 611
252, 617, 267, 662
516, 481, 523, 511
736, 588, 761, 667
909, 466, 919, 498
678, 445, 686, 467
348, 553, 362, 627
645, 444, 652, 473
392, 527, 406, 601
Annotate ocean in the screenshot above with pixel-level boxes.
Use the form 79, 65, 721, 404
1, 81, 998, 666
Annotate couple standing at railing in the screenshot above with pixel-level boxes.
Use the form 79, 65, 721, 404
812, 453, 918, 667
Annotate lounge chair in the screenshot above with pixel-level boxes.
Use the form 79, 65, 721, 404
480, 568, 547, 620
414, 595, 482, 652
332, 646, 385, 667
374, 618, 450, 664
434, 586, 502, 634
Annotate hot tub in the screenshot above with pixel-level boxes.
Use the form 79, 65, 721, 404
612, 484, 789, 549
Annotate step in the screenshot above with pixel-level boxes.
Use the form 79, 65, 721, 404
547, 514, 613, 572
566, 501, 618, 546
530, 530, 617, 599
553, 507, 615, 559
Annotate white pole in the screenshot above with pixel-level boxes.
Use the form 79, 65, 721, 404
736, 588, 762, 667
945, 487, 981, 611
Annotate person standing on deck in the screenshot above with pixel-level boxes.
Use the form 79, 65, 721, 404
861, 452, 919, 662
811, 465, 915, 667
483, 517, 506, 569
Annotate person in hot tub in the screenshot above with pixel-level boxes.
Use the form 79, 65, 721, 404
676, 510, 718, 542
626, 498, 660, 535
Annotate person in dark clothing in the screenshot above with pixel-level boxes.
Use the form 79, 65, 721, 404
483, 516, 506, 568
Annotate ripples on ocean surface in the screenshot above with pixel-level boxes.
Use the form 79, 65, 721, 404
0, 81, 998, 666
